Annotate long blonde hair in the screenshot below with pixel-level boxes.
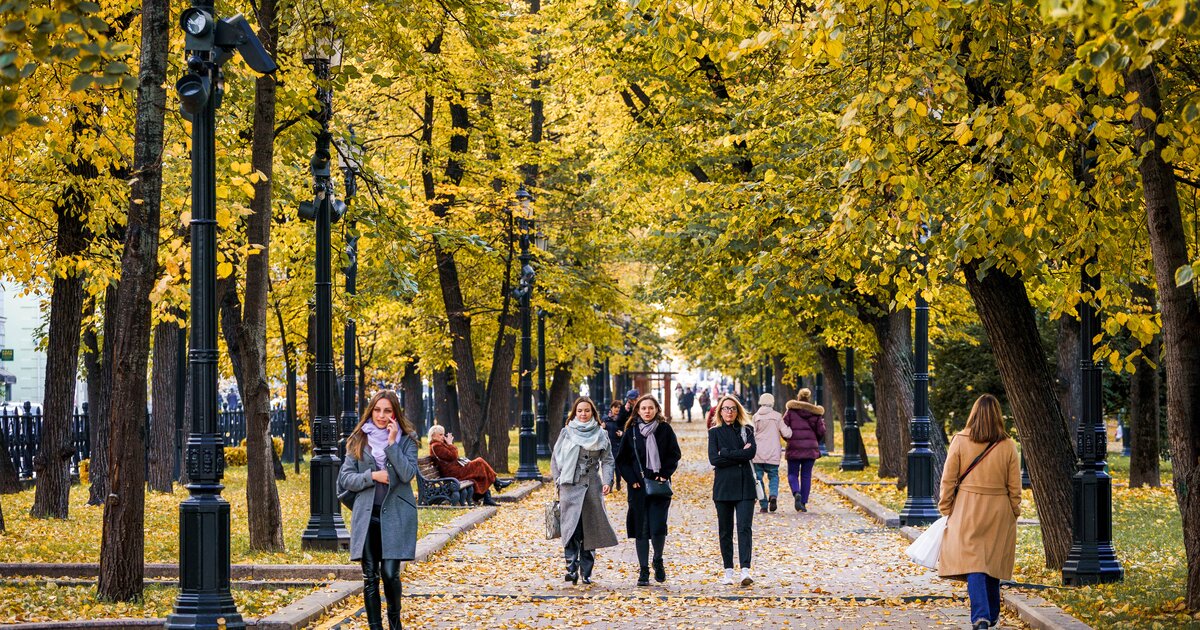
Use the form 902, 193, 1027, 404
713, 395, 750, 428
345, 390, 415, 460
965, 394, 1006, 443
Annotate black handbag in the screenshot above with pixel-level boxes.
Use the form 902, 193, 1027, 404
337, 486, 356, 510
634, 431, 673, 497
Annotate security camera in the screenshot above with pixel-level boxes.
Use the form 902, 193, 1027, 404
214, 14, 278, 74
176, 73, 211, 118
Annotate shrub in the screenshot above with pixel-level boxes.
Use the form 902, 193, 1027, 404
79, 459, 89, 485
225, 442, 248, 467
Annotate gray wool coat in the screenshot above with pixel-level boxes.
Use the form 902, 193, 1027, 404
338, 433, 419, 561
550, 431, 619, 551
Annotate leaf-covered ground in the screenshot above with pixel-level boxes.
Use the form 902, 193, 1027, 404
0, 466, 458, 565
315, 421, 1029, 628
0, 582, 312, 623
817, 421, 1195, 628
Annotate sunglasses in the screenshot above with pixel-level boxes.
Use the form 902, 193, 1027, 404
720, 406, 737, 412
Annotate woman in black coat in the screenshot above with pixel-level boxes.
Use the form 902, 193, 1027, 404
708, 395, 758, 586
615, 394, 682, 587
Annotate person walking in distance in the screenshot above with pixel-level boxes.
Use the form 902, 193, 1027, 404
750, 393, 790, 513
709, 395, 758, 586
602, 400, 624, 491
337, 390, 419, 630
550, 397, 619, 585
697, 388, 712, 423
615, 394, 682, 586
782, 388, 825, 512
938, 394, 1021, 629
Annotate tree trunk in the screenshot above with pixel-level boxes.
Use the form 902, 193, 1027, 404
433, 368, 457, 434
481, 326, 515, 473
962, 260, 1075, 569
546, 362, 574, 451
869, 309, 912, 480
97, 0, 168, 600
1128, 63, 1200, 608
1129, 333, 1161, 488
147, 321, 180, 492
1055, 315, 1082, 440
31, 185, 89, 519
86, 284, 118, 506
772, 355, 794, 407
402, 360, 425, 437
817, 345, 844, 453
177, 334, 192, 486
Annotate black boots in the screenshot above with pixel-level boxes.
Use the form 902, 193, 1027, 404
768, 496, 778, 512
635, 538, 650, 586
794, 492, 804, 512
478, 490, 499, 506
494, 478, 513, 490
652, 535, 666, 582
637, 566, 650, 586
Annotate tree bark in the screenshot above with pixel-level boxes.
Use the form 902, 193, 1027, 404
147, 320, 180, 492
480, 326, 515, 473
401, 360, 425, 437
30, 181, 90, 519
1128, 63, 1200, 608
433, 368, 457, 434
771, 355, 794, 406
962, 260, 1074, 569
86, 282, 118, 507
1129, 333, 1161, 488
817, 344, 844, 453
1055, 315, 1082, 440
869, 309, 912, 480
546, 362, 574, 451
97, 0, 168, 600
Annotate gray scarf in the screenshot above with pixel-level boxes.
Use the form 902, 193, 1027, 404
638, 419, 661, 472
553, 419, 608, 485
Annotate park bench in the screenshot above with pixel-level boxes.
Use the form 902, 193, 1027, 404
417, 456, 473, 506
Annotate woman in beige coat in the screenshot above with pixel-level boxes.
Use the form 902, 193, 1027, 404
937, 393, 1021, 629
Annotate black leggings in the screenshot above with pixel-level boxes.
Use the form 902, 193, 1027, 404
362, 507, 403, 629
715, 499, 754, 569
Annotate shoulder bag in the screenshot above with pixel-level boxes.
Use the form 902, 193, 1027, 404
634, 432, 673, 497
741, 425, 765, 501
545, 499, 561, 539
904, 439, 1001, 569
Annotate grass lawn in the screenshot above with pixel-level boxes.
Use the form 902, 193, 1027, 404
0, 582, 314, 624
816, 420, 1195, 628
0, 465, 459, 565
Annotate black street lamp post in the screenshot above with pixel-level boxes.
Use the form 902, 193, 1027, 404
900, 281, 940, 525
535, 308, 550, 459
338, 131, 361, 458
300, 27, 350, 550
1062, 258, 1123, 585
514, 187, 541, 480
169, 2, 276, 627
840, 348, 864, 471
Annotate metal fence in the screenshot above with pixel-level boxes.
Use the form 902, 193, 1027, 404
0, 401, 292, 481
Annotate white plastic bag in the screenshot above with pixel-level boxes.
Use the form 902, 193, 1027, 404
905, 515, 948, 569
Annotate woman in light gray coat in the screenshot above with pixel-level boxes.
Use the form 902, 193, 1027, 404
338, 390, 418, 630
550, 396, 619, 584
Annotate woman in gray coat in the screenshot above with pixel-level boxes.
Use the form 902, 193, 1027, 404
338, 390, 418, 630
550, 396, 619, 584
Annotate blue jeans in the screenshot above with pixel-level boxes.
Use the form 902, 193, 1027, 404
752, 464, 779, 510
966, 573, 1000, 624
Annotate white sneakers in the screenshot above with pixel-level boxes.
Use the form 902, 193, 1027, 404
720, 568, 754, 586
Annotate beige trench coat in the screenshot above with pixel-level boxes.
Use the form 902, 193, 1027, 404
937, 432, 1021, 580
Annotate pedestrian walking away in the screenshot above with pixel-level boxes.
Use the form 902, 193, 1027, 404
751, 392, 791, 513
782, 388, 825, 512
679, 386, 695, 422
697, 388, 711, 424
550, 396, 620, 585
708, 395, 758, 586
615, 394, 682, 587
937, 394, 1021, 629
337, 390, 419, 630
603, 400, 625, 491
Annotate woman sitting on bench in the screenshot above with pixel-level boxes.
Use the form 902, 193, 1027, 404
428, 425, 511, 506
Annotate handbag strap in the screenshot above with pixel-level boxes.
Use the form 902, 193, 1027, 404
953, 440, 1000, 497
632, 431, 647, 480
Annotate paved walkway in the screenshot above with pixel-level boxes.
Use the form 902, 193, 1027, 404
321, 420, 1028, 628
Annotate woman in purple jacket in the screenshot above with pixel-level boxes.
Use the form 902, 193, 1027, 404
782, 388, 826, 512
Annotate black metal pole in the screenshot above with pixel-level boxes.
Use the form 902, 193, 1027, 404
900, 285, 939, 525
338, 134, 359, 460
1062, 256, 1123, 584
169, 4, 243, 624
535, 308, 550, 459
286, 362, 298, 470
515, 189, 540, 480
840, 348, 864, 471
173, 323, 186, 480
301, 56, 350, 550
815, 371, 827, 456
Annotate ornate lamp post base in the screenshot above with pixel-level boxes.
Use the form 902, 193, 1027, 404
167, 490, 243, 629
1062, 467, 1123, 585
